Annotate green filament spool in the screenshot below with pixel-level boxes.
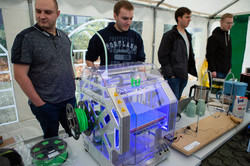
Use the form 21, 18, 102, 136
74, 108, 88, 132
32, 151, 68, 166
30, 138, 68, 166
66, 103, 89, 140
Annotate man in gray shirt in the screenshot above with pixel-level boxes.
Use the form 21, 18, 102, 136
11, 0, 75, 139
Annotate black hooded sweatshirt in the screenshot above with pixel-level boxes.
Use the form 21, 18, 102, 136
206, 27, 232, 74
158, 25, 197, 80
85, 22, 145, 65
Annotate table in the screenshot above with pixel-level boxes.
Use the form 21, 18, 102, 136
192, 111, 250, 160
15, 107, 250, 166
65, 135, 201, 166
64, 107, 250, 166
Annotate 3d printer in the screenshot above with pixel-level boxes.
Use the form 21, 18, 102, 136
66, 62, 178, 166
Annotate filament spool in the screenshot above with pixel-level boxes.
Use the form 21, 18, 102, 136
66, 103, 88, 140
78, 101, 94, 136
30, 138, 68, 166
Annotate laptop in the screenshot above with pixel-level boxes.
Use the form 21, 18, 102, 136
177, 97, 193, 114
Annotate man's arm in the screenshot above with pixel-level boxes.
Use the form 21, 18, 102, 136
85, 34, 101, 67
13, 64, 45, 106
86, 60, 95, 67
136, 34, 146, 62
206, 36, 217, 77
158, 32, 174, 78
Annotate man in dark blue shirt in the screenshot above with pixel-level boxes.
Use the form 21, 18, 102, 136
85, 0, 146, 67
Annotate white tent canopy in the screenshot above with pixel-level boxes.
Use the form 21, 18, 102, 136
127, 0, 250, 17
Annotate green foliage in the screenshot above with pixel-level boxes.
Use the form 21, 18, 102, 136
57, 14, 143, 51
0, 26, 7, 53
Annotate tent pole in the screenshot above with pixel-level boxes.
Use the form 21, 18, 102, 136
152, 8, 156, 64
207, 19, 211, 41
209, 0, 239, 19
152, 0, 164, 64
27, 0, 34, 26
207, 0, 239, 46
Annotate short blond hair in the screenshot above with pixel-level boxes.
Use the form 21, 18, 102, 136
221, 13, 233, 21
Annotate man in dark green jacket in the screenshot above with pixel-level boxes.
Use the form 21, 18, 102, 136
158, 7, 197, 100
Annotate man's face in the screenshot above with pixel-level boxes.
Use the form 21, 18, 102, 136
35, 0, 60, 32
221, 17, 234, 31
178, 13, 191, 28
114, 7, 133, 32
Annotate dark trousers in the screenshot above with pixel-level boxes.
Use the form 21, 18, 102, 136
216, 72, 228, 79
165, 77, 188, 101
29, 97, 76, 139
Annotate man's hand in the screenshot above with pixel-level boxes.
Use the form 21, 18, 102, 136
14, 64, 44, 107
36, 101, 46, 107
211, 71, 217, 78
86, 60, 95, 67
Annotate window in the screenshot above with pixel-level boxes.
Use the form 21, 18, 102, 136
57, 14, 143, 77
0, 45, 18, 126
0, 9, 18, 126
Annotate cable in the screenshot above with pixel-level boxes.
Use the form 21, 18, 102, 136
223, 72, 235, 115
176, 113, 181, 122
203, 70, 220, 119
196, 70, 213, 132
195, 71, 235, 133
204, 71, 235, 119
70, 29, 108, 105
202, 70, 222, 118
175, 119, 235, 141
67, 29, 107, 139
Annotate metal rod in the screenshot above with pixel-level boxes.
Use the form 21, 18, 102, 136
27, 0, 34, 26
152, 0, 164, 64
209, 0, 239, 19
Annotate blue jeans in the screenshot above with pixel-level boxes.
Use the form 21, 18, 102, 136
216, 72, 228, 79
165, 77, 187, 100
29, 97, 76, 139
